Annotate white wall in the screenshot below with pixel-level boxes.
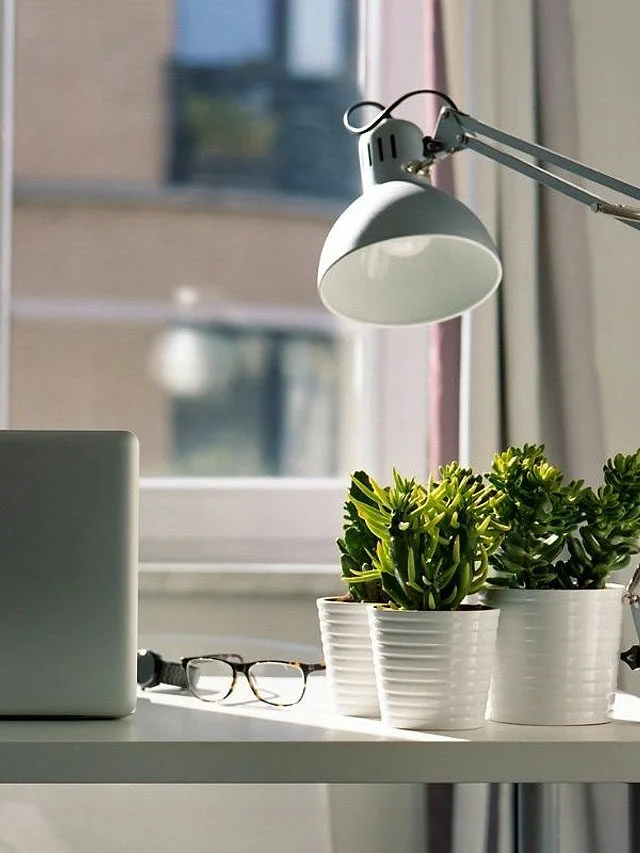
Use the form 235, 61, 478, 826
0, 786, 333, 853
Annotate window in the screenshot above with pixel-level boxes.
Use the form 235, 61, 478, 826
4, 0, 430, 568
160, 323, 339, 476
168, 0, 359, 200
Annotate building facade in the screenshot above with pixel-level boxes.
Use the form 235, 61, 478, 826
11, 0, 358, 476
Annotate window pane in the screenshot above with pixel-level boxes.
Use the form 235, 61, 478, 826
175, 0, 275, 66
12, 0, 360, 478
287, 0, 346, 79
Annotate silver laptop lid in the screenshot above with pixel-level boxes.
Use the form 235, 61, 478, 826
0, 430, 138, 717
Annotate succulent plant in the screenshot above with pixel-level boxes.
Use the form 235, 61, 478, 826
336, 470, 388, 603
485, 444, 585, 588
345, 464, 507, 610
556, 449, 640, 588
486, 444, 640, 589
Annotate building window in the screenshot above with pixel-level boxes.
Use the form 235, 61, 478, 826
150, 324, 339, 476
167, 0, 360, 199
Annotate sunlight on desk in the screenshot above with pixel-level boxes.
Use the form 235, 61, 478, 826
0, 678, 638, 783
140, 674, 463, 742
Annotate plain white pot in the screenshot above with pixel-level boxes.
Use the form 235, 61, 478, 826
316, 597, 380, 717
369, 606, 499, 730
484, 585, 624, 725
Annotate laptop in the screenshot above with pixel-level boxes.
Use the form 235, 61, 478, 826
0, 430, 138, 717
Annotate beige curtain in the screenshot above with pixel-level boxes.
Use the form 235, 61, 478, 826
443, 0, 605, 483
439, 1, 630, 851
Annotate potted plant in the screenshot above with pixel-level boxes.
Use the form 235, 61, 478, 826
483, 443, 640, 725
349, 464, 506, 730
317, 470, 390, 717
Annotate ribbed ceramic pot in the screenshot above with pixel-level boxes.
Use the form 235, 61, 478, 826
484, 585, 624, 725
369, 605, 499, 730
316, 597, 380, 717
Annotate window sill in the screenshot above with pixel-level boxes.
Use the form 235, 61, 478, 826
139, 563, 344, 598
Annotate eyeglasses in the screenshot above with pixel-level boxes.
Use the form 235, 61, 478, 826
182, 653, 326, 707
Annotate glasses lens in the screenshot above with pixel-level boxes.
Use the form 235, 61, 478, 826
248, 662, 305, 706
186, 658, 234, 702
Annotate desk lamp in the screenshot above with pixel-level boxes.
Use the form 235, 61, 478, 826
316, 88, 640, 664
317, 88, 640, 326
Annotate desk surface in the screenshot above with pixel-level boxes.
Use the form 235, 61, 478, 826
1, 680, 640, 784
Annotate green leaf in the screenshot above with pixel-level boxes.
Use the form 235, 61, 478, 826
407, 547, 417, 585
452, 535, 461, 565
346, 568, 381, 584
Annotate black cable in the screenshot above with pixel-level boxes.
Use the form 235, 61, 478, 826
342, 88, 460, 135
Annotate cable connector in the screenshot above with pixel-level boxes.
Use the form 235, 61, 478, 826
621, 646, 640, 670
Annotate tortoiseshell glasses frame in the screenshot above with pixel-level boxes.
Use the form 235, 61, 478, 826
181, 653, 326, 707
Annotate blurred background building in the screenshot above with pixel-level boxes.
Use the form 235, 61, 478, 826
11, 0, 359, 476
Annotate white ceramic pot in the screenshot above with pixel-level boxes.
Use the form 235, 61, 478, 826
484, 585, 624, 725
368, 605, 499, 730
316, 597, 380, 717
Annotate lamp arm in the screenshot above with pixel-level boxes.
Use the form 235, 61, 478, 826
431, 107, 640, 230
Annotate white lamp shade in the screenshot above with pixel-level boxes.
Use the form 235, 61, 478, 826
317, 180, 503, 325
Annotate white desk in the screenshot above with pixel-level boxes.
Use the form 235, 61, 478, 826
0, 679, 639, 785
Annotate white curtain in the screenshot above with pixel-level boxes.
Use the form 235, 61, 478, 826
443, 0, 606, 481
440, 1, 636, 850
